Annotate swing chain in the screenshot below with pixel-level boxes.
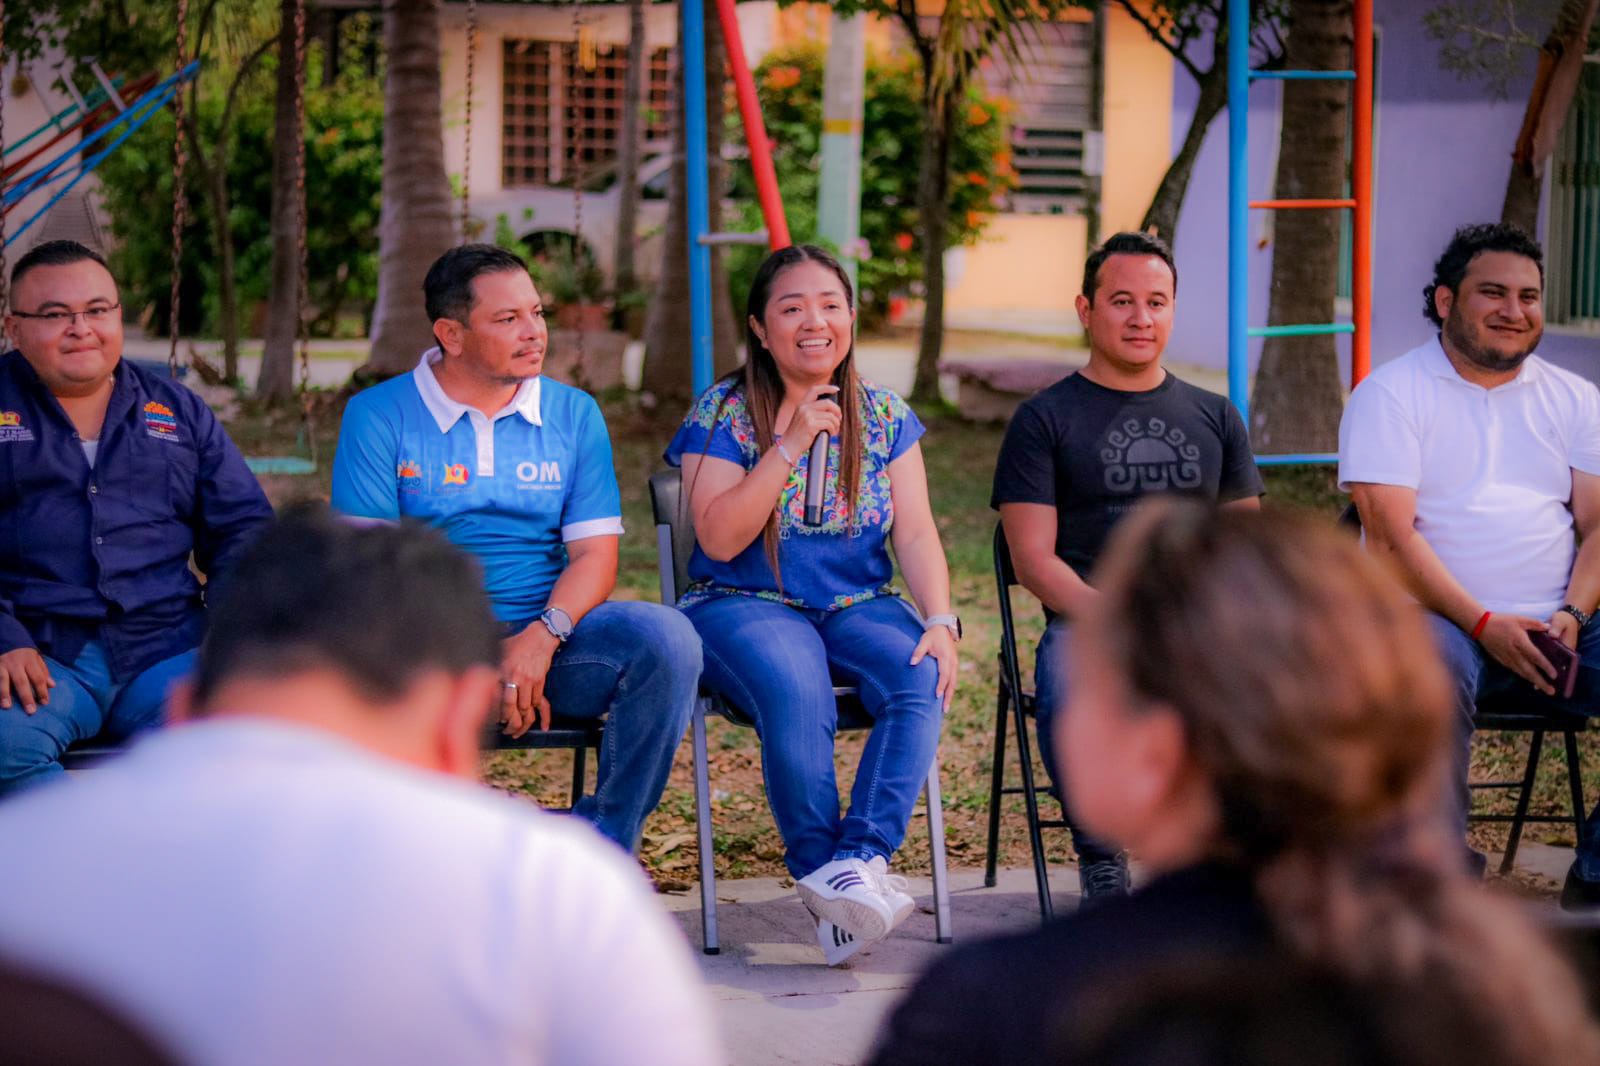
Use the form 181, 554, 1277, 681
567, 0, 587, 375
293, 0, 316, 467
462, 0, 476, 237
168, 0, 191, 379
1, 0, 9, 322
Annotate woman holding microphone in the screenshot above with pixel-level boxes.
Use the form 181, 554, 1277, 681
664, 245, 956, 965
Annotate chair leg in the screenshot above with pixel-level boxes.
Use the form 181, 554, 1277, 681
1500, 729, 1545, 876
924, 759, 954, 944
983, 682, 1010, 889
1566, 729, 1588, 847
692, 698, 720, 955
1012, 692, 1053, 923
570, 744, 588, 809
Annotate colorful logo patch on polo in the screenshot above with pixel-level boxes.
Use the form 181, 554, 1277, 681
397, 459, 423, 491
143, 401, 179, 440
0, 411, 33, 443
442, 463, 470, 487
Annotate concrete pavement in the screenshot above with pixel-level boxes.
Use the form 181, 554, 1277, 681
660, 864, 1077, 1066
661, 844, 1571, 1066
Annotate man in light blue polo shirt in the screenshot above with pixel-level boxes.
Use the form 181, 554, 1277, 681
332, 244, 700, 852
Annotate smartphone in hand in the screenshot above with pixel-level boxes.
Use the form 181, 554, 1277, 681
1529, 630, 1580, 700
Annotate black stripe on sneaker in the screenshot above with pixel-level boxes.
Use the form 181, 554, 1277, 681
827, 872, 866, 891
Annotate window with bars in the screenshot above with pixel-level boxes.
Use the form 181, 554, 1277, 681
501, 38, 675, 188
1547, 63, 1600, 332
980, 22, 1094, 215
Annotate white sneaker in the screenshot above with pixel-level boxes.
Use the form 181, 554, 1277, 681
867, 856, 916, 930
814, 917, 865, 967
797, 857, 898, 941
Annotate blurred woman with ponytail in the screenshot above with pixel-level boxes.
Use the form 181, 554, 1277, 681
872, 500, 1600, 1066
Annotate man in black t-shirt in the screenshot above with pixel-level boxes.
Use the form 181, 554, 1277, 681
991, 231, 1263, 902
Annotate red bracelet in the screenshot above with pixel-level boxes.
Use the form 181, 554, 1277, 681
1470, 611, 1492, 641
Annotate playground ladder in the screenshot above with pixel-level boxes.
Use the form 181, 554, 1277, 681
1227, 0, 1373, 466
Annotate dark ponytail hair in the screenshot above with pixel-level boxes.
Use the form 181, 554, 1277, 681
1090, 501, 1600, 1065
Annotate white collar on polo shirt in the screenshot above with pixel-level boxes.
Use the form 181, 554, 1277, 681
1424, 332, 1541, 390
413, 347, 542, 431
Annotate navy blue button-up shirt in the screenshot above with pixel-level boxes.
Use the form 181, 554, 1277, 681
0, 352, 273, 681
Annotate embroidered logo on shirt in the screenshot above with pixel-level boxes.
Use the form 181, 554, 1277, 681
515, 460, 562, 490
442, 463, 471, 487
143, 401, 180, 440
1099, 417, 1202, 494
0, 411, 33, 443
397, 459, 423, 491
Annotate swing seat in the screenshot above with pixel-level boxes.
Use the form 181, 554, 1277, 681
244, 456, 316, 476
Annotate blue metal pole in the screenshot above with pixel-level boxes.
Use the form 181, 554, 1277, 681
1226, 0, 1249, 423
682, 0, 715, 398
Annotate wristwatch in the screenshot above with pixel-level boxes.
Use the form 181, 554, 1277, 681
539, 606, 575, 643
1560, 604, 1592, 629
923, 614, 962, 643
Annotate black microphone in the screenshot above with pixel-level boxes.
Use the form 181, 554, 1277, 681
804, 430, 829, 525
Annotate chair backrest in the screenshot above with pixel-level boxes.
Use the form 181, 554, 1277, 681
648, 467, 696, 604
992, 522, 1030, 701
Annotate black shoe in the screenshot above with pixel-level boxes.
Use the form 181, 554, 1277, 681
1561, 866, 1600, 911
1078, 853, 1131, 906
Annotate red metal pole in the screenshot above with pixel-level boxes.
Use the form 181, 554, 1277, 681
712, 0, 791, 250
1351, 0, 1373, 387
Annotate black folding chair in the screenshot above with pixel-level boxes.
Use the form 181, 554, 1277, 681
1339, 503, 1591, 874
649, 466, 953, 954
984, 522, 1069, 922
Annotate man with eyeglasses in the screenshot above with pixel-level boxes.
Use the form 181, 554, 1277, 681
0, 239, 272, 794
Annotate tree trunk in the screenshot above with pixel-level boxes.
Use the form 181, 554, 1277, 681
364, 0, 456, 378
258, 0, 304, 404
1140, 50, 1229, 245
1250, 0, 1350, 454
208, 155, 242, 382
612, 0, 646, 331
1502, 0, 1600, 233
641, 7, 739, 409
910, 83, 956, 404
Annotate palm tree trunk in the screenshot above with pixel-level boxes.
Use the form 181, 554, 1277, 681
364, 0, 455, 378
1503, 0, 1600, 233
1140, 48, 1229, 245
1250, 0, 1350, 454
258, 0, 304, 403
642, 6, 739, 408
910, 82, 957, 404
612, 0, 646, 330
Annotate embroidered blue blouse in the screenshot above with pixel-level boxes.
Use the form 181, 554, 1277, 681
663, 377, 925, 611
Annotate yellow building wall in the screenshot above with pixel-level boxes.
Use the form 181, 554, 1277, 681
1101, 4, 1173, 234
944, 214, 1089, 315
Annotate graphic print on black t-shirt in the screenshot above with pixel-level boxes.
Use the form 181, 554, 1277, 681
1099, 416, 1204, 494
991, 372, 1264, 588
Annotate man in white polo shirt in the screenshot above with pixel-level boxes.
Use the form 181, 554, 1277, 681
332, 244, 700, 854
1338, 223, 1600, 906
0, 509, 721, 1065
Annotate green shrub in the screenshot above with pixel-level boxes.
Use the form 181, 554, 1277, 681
95, 48, 383, 338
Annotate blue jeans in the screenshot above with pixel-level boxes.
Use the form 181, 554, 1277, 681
1033, 619, 1121, 864
685, 594, 943, 879
1429, 613, 1600, 881
529, 600, 700, 852
0, 641, 197, 796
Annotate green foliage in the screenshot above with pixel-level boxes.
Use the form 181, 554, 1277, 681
94, 44, 384, 338
727, 45, 1015, 329
1424, 0, 1593, 99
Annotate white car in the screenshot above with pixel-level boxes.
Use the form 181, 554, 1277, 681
471, 151, 675, 288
